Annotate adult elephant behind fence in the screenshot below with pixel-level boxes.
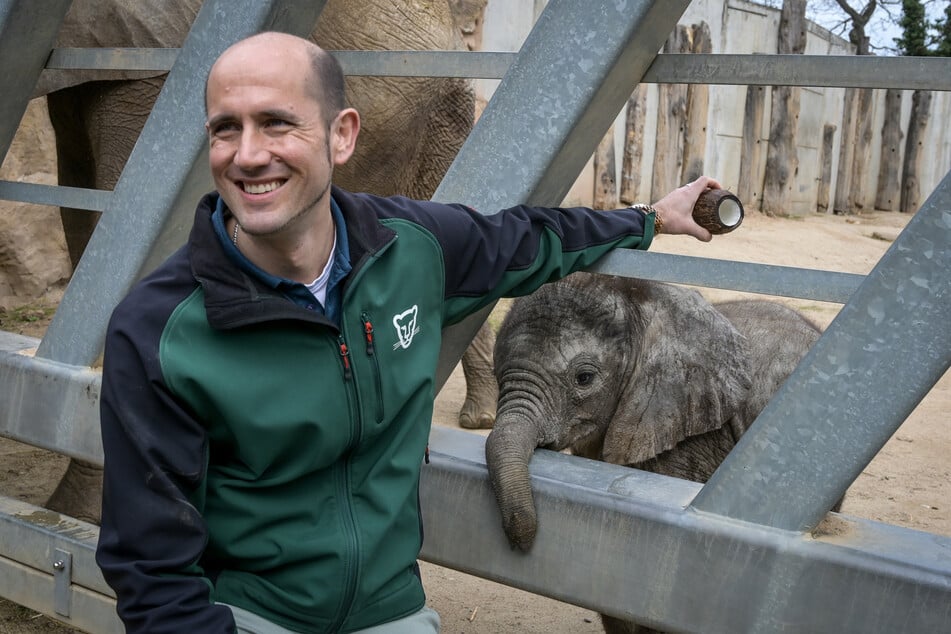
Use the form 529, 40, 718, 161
38, 0, 497, 524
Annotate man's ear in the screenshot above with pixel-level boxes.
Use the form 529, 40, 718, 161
331, 108, 360, 166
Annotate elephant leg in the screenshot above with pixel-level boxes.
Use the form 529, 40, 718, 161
45, 459, 103, 524
459, 321, 497, 429
47, 77, 166, 269
601, 614, 664, 634
45, 77, 165, 525
401, 77, 474, 200
47, 88, 99, 270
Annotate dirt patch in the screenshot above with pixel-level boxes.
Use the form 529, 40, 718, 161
0, 208, 947, 632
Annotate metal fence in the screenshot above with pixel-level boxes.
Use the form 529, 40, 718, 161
0, 1, 948, 632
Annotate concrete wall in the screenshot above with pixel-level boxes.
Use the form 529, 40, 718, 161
476, 0, 950, 214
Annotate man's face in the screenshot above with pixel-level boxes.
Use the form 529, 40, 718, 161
205, 43, 338, 239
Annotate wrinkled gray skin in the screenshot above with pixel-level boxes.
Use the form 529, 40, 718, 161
486, 273, 827, 634
39, 0, 497, 524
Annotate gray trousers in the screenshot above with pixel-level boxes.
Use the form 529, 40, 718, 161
222, 603, 440, 634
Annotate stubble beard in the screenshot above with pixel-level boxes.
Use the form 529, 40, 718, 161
240, 143, 334, 239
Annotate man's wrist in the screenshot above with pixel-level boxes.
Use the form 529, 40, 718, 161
629, 203, 663, 234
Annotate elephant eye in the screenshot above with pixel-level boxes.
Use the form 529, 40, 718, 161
575, 371, 595, 387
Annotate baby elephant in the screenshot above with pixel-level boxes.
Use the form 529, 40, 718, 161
485, 273, 824, 634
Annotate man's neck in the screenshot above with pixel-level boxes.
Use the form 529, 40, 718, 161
230, 206, 336, 284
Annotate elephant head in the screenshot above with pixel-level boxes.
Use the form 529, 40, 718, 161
485, 273, 754, 550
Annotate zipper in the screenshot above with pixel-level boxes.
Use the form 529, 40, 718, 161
361, 312, 385, 424
330, 332, 360, 631
337, 334, 352, 381
329, 456, 360, 630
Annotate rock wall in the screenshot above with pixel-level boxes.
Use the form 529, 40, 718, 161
0, 99, 71, 309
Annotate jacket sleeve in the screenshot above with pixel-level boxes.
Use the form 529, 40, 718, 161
96, 299, 236, 633
421, 200, 656, 324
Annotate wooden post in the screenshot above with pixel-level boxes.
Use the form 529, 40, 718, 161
816, 123, 836, 213
761, 0, 806, 217
848, 87, 875, 211
681, 21, 711, 184
619, 85, 647, 205
874, 89, 903, 212
900, 89, 932, 214
738, 85, 767, 210
834, 87, 857, 214
651, 24, 690, 202
593, 126, 617, 209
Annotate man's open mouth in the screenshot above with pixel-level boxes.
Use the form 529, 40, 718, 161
242, 180, 284, 194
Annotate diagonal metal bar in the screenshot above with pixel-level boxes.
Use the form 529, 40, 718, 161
0, 0, 72, 163
692, 170, 951, 531
36, 0, 329, 366
432, 0, 692, 389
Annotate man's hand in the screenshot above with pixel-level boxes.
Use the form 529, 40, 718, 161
652, 176, 723, 242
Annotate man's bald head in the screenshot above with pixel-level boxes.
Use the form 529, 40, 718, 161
206, 31, 347, 126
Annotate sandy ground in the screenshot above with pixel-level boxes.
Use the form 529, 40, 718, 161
0, 208, 947, 633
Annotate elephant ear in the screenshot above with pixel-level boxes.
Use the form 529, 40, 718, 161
601, 282, 752, 466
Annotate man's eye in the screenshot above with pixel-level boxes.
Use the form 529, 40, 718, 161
264, 119, 290, 129
211, 122, 239, 136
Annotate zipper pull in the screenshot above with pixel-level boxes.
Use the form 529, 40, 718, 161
338, 335, 352, 380
362, 313, 375, 356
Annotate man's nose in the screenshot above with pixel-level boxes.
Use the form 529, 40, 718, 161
234, 128, 270, 168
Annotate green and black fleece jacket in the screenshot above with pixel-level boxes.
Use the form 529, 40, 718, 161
97, 186, 656, 633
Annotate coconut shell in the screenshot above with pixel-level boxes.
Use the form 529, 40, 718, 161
692, 189, 744, 234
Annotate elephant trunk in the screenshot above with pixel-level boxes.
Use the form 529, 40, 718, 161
484, 412, 544, 551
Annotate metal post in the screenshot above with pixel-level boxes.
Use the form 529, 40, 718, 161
0, 0, 72, 162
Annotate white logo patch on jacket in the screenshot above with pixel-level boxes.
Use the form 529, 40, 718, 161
392, 305, 420, 350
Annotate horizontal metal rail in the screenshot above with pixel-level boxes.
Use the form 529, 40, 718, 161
0, 496, 120, 633
419, 427, 951, 633
590, 251, 863, 304
41, 49, 951, 90
0, 332, 101, 463
0, 180, 111, 212
0, 426, 948, 634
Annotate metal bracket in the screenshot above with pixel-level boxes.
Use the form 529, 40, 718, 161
51, 548, 72, 617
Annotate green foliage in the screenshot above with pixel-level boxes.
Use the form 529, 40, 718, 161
937, 2, 951, 55
895, 0, 951, 56
895, 0, 929, 55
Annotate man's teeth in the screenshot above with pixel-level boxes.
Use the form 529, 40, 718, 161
244, 181, 282, 194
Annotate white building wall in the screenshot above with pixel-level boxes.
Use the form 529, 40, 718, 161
474, 0, 950, 214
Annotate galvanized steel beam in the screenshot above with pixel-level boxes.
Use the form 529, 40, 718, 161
0, 425, 948, 634
589, 251, 864, 304
0, 0, 72, 161
0, 496, 118, 633
642, 53, 951, 91
692, 172, 951, 531
39, 49, 951, 91
432, 0, 692, 388
37, 0, 330, 366
418, 427, 951, 633
0, 332, 102, 464
0, 181, 111, 213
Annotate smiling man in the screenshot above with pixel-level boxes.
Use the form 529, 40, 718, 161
96, 31, 719, 634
